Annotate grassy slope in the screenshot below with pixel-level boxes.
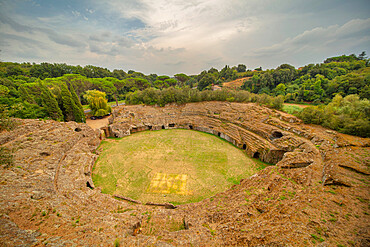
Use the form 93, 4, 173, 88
93, 129, 266, 204
282, 104, 304, 114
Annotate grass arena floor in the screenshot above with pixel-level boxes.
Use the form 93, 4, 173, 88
92, 129, 267, 204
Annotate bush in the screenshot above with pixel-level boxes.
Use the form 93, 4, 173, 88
84, 90, 111, 116
297, 94, 370, 137
0, 104, 16, 131
114, 238, 120, 247
272, 95, 284, 109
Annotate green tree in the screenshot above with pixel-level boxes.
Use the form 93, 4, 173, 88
100, 77, 122, 106
112, 69, 127, 80
0, 85, 10, 97
69, 84, 85, 122
271, 95, 285, 109
358, 51, 367, 60
164, 78, 177, 87
18, 85, 35, 104
187, 78, 197, 88
39, 81, 63, 121
219, 65, 234, 81
157, 75, 170, 81
208, 67, 219, 74
60, 82, 76, 121
197, 73, 216, 91
153, 80, 169, 89
0, 85, 15, 131
83, 90, 112, 117
237, 64, 247, 72
174, 73, 189, 87
274, 83, 286, 96
123, 78, 151, 92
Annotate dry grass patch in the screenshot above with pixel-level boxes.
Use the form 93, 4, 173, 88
93, 129, 265, 204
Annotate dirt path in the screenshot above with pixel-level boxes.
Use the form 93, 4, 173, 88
222, 77, 251, 89
284, 103, 311, 108
86, 117, 109, 130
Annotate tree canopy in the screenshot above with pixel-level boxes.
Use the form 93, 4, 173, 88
83, 90, 112, 117
0, 52, 369, 137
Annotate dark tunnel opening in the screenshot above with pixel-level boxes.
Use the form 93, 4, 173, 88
271, 131, 283, 139
86, 181, 94, 189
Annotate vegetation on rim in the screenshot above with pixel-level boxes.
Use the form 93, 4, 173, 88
0, 52, 368, 136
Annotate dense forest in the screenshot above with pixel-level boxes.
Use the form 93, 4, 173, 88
241, 54, 369, 103
0, 52, 369, 137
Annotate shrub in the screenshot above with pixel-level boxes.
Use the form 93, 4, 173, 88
311, 234, 324, 242
114, 238, 120, 247
0, 105, 16, 131
84, 90, 111, 116
297, 94, 370, 137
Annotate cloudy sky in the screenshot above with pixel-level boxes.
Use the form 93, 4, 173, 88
0, 0, 369, 75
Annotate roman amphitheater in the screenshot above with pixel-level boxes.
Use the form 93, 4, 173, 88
0, 102, 369, 246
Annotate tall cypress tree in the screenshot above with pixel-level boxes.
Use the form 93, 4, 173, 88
19, 85, 36, 104
60, 82, 75, 121
69, 84, 85, 123
39, 82, 63, 121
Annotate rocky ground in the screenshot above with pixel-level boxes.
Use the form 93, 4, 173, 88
0, 101, 369, 246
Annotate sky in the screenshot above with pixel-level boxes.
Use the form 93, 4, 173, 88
0, 0, 369, 76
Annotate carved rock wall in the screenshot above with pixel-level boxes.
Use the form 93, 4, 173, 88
0, 102, 368, 246
108, 101, 321, 169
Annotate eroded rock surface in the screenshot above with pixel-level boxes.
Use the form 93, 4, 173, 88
0, 102, 369, 246
108, 102, 321, 170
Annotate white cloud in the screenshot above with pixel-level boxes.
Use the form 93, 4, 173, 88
251, 18, 370, 59
97, 0, 256, 49
86, 8, 95, 14
0, 0, 369, 75
91, 0, 259, 73
72, 10, 81, 17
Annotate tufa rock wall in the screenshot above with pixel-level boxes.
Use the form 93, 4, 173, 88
108, 101, 321, 169
0, 102, 369, 246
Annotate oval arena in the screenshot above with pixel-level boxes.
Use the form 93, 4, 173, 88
0, 101, 369, 246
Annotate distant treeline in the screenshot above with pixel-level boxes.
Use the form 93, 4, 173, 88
0, 71, 285, 123
126, 87, 285, 109
0, 52, 369, 137
241, 54, 369, 103
1, 53, 368, 104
